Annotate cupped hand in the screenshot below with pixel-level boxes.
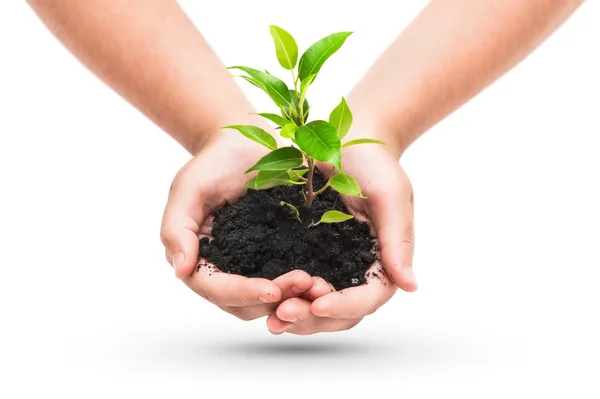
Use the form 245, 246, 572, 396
267, 141, 417, 335
160, 130, 314, 320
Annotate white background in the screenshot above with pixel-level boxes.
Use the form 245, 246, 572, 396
1, 1, 599, 397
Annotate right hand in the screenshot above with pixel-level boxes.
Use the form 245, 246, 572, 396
160, 130, 314, 320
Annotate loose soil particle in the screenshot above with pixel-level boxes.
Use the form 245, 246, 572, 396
199, 168, 376, 290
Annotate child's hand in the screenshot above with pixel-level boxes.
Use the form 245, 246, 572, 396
267, 143, 415, 334
160, 131, 314, 319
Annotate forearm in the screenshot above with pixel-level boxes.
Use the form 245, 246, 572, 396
348, 0, 582, 156
27, 0, 258, 154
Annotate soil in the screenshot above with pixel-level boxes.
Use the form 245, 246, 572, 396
198, 168, 377, 290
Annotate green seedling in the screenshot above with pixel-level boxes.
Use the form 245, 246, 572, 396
224, 25, 385, 223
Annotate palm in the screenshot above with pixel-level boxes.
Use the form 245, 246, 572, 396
267, 144, 416, 334
161, 131, 316, 321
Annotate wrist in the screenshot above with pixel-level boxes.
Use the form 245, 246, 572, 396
189, 105, 276, 156
345, 98, 407, 159
344, 115, 405, 159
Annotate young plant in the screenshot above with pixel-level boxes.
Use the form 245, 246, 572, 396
224, 26, 384, 223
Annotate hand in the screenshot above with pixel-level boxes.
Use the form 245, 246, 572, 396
160, 130, 314, 320
267, 141, 417, 335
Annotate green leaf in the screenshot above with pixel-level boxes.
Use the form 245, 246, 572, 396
222, 125, 277, 150
244, 177, 257, 189
295, 120, 342, 170
236, 75, 262, 89
255, 113, 293, 128
300, 74, 317, 97
280, 201, 301, 222
288, 168, 308, 181
280, 123, 297, 139
330, 173, 364, 197
298, 32, 353, 81
315, 210, 354, 225
247, 177, 292, 190
269, 25, 298, 70
257, 179, 293, 189
245, 147, 303, 173
256, 170, 290, 187
342, 138, 386, 147
329, 97, 353, 139
282, 90, 309, 125
263, 180, 294, 189
229, 66, 291, 107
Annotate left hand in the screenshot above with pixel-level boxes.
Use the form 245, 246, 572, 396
267, 141, 417, 335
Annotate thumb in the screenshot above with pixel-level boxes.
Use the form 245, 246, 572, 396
160, 179, 205, 280
161, 220, 200, 279
369, 186, 417, 292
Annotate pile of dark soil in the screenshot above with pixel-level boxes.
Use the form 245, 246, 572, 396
198, 169, 376, 290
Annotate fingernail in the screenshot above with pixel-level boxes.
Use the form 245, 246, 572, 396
259, 296, 272, 303
172, 253, 185, 275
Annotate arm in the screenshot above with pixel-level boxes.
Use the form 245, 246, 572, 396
347, 0, 583, 156
28, 0, 319, 322
27, 0, 262, 154
273, 0, 583, 334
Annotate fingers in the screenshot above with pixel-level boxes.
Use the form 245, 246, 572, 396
267, 298, 363, 335
275, 270, 314, 300
301, 276, 334, 301
276, 297, 313, 323
311, 268, 397, 319
161, 173, 206, 279
184, 263, 281, 306
188, 270, 312, 321
368, 182, 418, 292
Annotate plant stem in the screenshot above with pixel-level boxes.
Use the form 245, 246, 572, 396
305, 157, 315, 208
314, 173, 334, 196
292, 69, 298, 93
290, 169, 308, 181
298, 90, 305, 126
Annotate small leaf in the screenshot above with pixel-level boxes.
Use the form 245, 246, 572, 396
244, 177, 257, 189
280, 123, 297, 139
223, 125, 277, 150
257, 178, 294, 190
330, 173, 364, 197
300, 74, 317, 97
282, 90, 309, 125
329, 97, 353, 139
280, 201, 301, 223
255, 113, 293, 128
288, 168, 308, 181
295, 120, 342, 170
245, 147, 303, 173
298, 32, 353, 81
269, 25, 298, 70
342, 138, 386, 148
236, 75, 262, 89
229, 66, 291, 107
316, 210, 354, 225
246, 174, 295, 190
256, 170, 289, 187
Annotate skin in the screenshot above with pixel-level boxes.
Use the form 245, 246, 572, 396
28, 0, 583, 334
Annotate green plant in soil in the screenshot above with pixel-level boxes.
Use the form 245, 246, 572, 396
225, 25, 384, 223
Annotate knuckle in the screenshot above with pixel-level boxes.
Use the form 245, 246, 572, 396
159, 225, 175, 246
402, 223, 415, 253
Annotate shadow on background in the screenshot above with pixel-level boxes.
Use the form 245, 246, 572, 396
112, 326, 470, 374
